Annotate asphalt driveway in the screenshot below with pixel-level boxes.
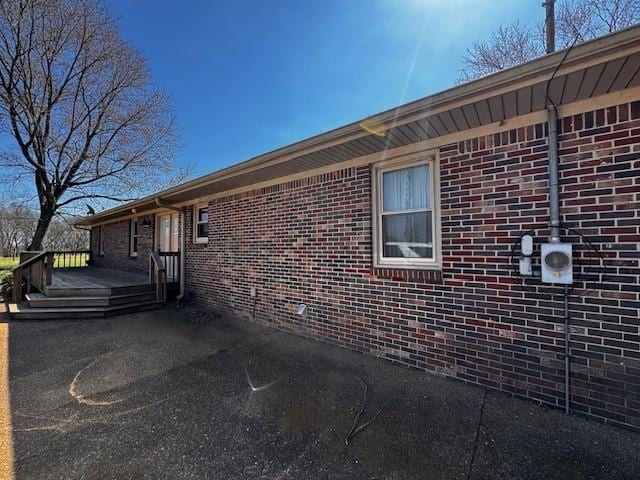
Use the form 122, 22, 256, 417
4, 307, 640, 479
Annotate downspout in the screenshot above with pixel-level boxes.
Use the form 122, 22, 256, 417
73, 225, 93, 264
155, 197, 186, 301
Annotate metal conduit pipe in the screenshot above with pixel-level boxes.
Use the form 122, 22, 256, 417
547, 105, 561, 243
547, 105, 571, 415
564, 285, 571, 415
544, 0, 572, 416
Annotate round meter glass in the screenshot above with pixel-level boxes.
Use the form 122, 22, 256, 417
544, 250, 571, 271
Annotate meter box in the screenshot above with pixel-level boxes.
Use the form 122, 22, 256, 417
541, 242, 573, 285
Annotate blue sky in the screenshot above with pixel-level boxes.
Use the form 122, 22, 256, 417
104, 0, 542, 177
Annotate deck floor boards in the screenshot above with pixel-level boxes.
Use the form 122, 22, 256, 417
50, 267, 149, 289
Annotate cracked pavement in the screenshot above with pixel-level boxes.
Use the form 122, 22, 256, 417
4, 308, 640, 479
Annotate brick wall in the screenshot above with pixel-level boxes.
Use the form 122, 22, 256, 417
181, 100, 640, 431
91, 214, 155, 274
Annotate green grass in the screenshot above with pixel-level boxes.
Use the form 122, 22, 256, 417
0, 257, 18, 270
52, 253, 90, 268
0, 257, 18, 283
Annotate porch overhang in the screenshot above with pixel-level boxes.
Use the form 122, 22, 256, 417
76, 24, 640, 227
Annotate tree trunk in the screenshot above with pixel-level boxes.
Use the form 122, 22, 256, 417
28, 208, 55, 251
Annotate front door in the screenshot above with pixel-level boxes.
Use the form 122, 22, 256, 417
157, 213, 180, 282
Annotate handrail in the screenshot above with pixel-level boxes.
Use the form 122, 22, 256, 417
158, 250, 180, 284
11, 251, 48, 272
149, 250, 166, 272
11, 251, 53, 303
149, 251, 167, 303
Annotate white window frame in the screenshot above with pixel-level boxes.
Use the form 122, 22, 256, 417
129, 218, 138, 257
98, 225, 105, 256
372, 152, 441, 270
193, 203, 209, 244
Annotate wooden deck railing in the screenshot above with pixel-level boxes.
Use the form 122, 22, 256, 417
158, 251, 180, 284
11, 249, 92, 302
12, 251, 53, 302
50, 250, 92, 269
149, 251, 167, 303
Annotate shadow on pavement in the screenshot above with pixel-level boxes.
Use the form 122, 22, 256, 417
6, 308, 640, 479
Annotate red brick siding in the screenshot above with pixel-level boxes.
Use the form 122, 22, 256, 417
91, 214, 155, 274
181, 101, 640, 431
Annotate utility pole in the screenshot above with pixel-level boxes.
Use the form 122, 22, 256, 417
545, 0, 555, 54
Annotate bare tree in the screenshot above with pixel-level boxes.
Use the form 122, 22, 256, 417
458, 0, 640, 83
458, 22, 545, 83
0, 0, 181, 250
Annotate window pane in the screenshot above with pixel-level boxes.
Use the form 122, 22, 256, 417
197, 222, 208, 239
198, 207, 208, 223
132, 237, 138, 253
383, 164, 429, 212
133, 220, 138, 235
382, 211, 433, 258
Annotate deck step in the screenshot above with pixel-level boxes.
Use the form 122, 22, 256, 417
9, 300, 162, 320
43, 283, 154, 298
26, 292, 157, 308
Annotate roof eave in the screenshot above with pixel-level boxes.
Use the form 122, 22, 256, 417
75, 24, 640, 227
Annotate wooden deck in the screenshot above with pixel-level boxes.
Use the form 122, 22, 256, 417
49, 267, 149, 289
10, 266, 165, 320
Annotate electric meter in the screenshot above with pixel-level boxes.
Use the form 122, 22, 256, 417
541, 243, 573, 285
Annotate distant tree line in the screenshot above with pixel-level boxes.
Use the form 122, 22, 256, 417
0, 203, 87, 257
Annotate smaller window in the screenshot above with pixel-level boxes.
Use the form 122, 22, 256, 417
193, 204, 208, 243
373, 154, 440, 269
98, 225, 105, 256
129, 218, 138, 257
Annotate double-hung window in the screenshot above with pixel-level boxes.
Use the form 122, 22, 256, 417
193, 203, 208, 243
129, 218, 138, 257
373, 154, 440, 269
